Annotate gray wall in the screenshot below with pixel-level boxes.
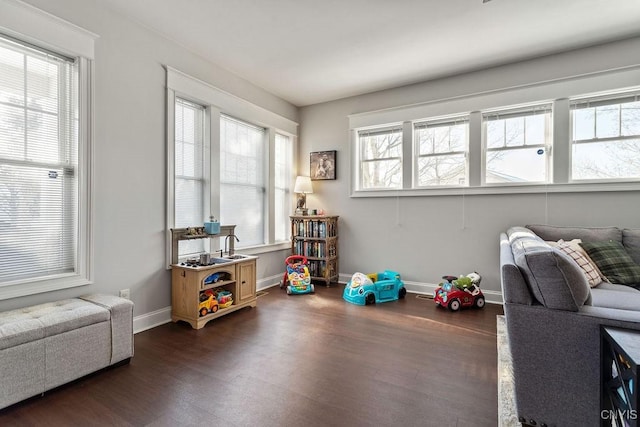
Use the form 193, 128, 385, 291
299, 37, 640, 297
0, 0, 296, 317
2, 1, 639, 319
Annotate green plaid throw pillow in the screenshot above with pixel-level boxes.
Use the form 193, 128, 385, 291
580, 240, 640, 286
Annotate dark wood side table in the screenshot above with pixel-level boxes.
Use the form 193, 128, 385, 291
601, 326, 640, 427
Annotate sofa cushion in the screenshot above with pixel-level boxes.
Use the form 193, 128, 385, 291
623, 228, 640, 265
508, 227, 591, 311
550, 240, 602, 287
581, 241, 640, 286
590, 286, 640, 311
526, 224, 622, 243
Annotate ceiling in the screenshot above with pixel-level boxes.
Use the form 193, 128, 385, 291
102, 0, 640, 107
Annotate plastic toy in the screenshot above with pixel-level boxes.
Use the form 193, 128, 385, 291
343, 270, 406, 305
434, 272, 485, 311
216, 289, 233, 308
198, 290, 219, 316
280, 255, 315, 295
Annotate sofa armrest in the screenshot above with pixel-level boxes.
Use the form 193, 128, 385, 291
500, 233, 533, 305
505, 302, 640, 426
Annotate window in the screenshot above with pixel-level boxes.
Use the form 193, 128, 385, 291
484, 105, 552, 184
357, 126, 403, 190
274, 133, 291, 242
220, 115, 266, 247
166, 67, 297, 263
0, 32, 91, 294
174, 98, 205, 256
414, 117, 468, 187
571, 93, 640, 181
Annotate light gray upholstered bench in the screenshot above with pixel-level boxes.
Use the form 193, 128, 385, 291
0, 294, 134, 410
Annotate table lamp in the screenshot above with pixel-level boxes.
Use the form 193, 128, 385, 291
294, 176, 313, 215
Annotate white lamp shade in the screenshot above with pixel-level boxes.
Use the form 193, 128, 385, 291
294, 176, 313, 193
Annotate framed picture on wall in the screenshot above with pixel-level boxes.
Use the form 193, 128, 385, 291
310, 150, 336, 181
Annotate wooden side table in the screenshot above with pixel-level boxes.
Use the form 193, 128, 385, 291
601, 326, 640, 427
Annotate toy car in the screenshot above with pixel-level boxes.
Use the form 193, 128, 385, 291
434, 273, 485, 311
343, 270, 406, 305
198, 290, 219, 316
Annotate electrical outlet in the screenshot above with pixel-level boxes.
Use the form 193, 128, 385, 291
119, 289, 130, 299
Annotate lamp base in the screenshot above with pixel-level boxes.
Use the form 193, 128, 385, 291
295, 208, 308, 216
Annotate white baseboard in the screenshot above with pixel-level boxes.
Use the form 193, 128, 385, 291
133, 306, 172, 334
133, 273, 504, 333
133, 273, 287, 334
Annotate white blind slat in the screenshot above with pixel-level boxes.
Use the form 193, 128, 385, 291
0, 34, 78, 284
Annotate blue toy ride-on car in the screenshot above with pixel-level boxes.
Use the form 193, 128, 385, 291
343, 270, 406, 305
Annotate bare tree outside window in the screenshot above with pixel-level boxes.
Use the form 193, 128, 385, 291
572, 99, 640, 180
359, 128, 402, 189
415, 120, 468, 186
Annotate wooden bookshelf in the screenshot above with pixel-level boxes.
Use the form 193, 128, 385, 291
290, 215, 338, 286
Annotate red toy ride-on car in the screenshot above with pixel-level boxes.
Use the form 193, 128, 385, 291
434, 273, 485, 311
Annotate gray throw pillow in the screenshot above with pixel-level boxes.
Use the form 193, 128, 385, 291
511, 237, 591, 311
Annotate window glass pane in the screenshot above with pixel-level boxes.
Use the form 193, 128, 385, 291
572, 140, 640, 180
418, 154, 466, 186
449, 124, 466, 152
486, 147, 547, 183
360, 130, 402, 160
0, 36, 78, 284
525, 115, 545, 145
571, 95, 640, 181
274, 133, 290, 242
486, 121, 505, 149
415, 119, 468, 187
220, 115, 265, 247
573, 108, 594, 141
358, 127, 402, 189
174, 98, 205, 257
485, 107, 550, 184
504, 117, 525, 147
596, 105, 620, 139
361, 159, 402, 189
621, 101, 640, 136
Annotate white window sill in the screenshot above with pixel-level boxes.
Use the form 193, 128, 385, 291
351, 180, 640, 197
0, 273, 91, 301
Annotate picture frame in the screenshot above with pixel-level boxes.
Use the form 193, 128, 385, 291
310, 150, 336, 181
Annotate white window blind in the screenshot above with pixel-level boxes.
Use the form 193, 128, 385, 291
174, 98, 205, 257
0, 34, 78, 284
220, 114, 266, 247
357, 125, 403, 189
274, 133, 291, 242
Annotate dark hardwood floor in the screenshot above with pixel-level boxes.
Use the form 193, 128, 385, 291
0, 285, 503, 427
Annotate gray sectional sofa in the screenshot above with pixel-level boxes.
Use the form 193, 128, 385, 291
0, 294, 134, 410
500, 224, 640, 427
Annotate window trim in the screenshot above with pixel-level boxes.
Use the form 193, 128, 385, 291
165, 67, 298, 267
0, 3, 96, 300
348, 66, 640, 198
